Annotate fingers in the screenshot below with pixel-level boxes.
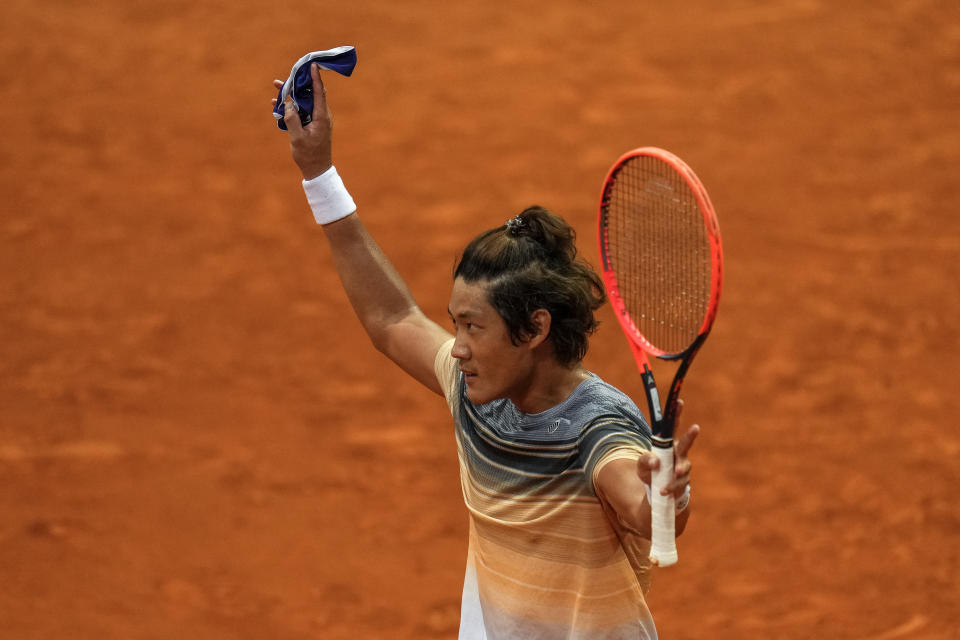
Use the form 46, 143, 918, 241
662, 476, 690, 498
661, 453, 691, 496
272, 79, 284, 106
638, 446, 689, 499
674, 423, 700, 458
657, 423, 699, 497
272, 65, 328, 133
282, 96, 303, 134
310, 63, 328, 123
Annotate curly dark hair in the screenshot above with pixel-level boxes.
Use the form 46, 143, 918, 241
453, 206, 606, 367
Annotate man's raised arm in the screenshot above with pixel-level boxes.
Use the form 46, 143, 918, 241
273, 63, 451, 394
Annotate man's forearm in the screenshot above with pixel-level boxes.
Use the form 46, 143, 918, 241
321, 213, 421, 349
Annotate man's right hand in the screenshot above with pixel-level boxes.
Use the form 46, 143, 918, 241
272, 63, 333, 180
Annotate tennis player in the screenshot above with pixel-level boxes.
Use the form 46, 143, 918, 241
273, 64, 699, 640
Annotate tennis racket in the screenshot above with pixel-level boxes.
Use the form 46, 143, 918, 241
597, 147, 723, 567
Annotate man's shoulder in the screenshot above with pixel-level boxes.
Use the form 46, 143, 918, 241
573, 375, 647, 428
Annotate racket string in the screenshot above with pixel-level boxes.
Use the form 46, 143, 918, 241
605, 155, 712, 355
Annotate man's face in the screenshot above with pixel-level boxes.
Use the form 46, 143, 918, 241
447, 277, 534, 405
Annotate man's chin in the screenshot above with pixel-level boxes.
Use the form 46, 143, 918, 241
465, 386, 493, 405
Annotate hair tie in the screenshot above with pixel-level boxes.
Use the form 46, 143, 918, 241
505, 215, 526, 236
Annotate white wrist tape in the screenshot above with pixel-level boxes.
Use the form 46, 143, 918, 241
302, 166, 356, 225
676, 485, 691, 512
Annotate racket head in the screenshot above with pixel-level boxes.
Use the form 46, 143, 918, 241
596, 148, 722, 569
597, 147, 723, 362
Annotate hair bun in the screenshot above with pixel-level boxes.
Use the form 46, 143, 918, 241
512, 206, 577, 263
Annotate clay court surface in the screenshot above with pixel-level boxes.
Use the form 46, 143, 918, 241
2, 1, 958, 638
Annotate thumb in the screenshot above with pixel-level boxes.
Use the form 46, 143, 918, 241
637, 452, 658, 483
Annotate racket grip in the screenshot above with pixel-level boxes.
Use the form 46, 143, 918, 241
649, 445, 678, 567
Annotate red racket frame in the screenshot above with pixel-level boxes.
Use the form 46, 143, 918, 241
596, 147, 723, 566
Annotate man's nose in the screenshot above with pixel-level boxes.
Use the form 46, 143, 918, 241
451, 337, 469, 360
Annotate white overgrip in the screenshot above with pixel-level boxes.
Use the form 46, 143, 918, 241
649, 445, 678, 566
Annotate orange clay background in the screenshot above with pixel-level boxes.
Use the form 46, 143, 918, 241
2, 1, 958, 638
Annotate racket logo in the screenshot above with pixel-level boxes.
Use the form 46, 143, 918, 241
645, 178, 674, 195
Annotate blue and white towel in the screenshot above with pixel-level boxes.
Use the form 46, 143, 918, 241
273, 46, 357, 130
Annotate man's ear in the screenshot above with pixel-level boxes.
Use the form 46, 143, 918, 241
526, 309, 552, 349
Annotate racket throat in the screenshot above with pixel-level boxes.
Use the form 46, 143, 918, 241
641, 366, 664, 425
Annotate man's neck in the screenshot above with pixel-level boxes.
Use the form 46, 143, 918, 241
510, 360, 590, 415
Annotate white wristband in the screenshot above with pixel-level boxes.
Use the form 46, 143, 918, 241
676, 485, 691, 512
302, 166, 356, 225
